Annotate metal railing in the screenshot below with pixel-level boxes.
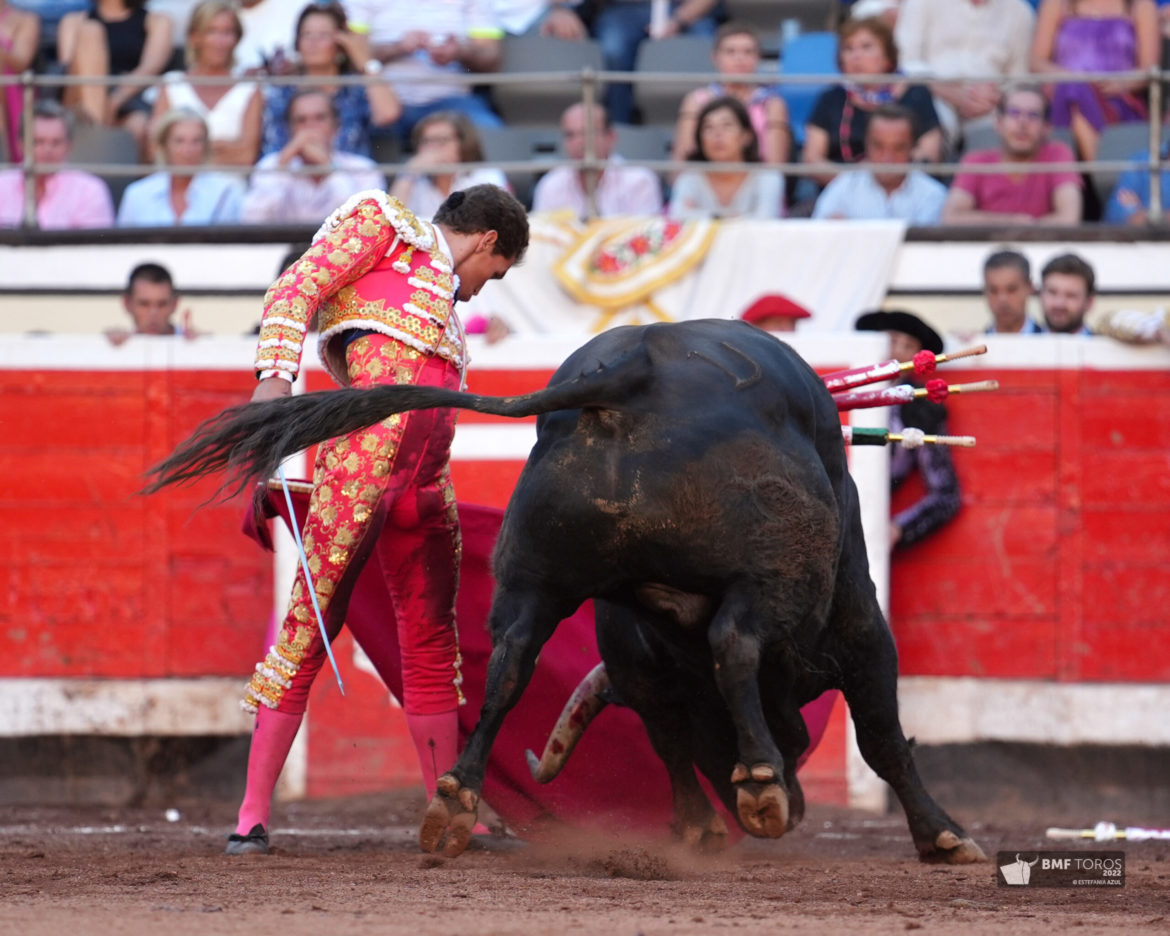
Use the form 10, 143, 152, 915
0, 65, 1165, 228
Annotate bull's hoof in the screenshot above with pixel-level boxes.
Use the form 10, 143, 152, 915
731, 763, 788, 838
419, 773, 480, 858
679, 811, 729, 854
920, 828, 988, 864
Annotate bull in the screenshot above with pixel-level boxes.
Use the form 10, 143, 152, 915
148, 319, 985, 864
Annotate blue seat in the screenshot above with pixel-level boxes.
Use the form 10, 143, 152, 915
778, 32, 838, 148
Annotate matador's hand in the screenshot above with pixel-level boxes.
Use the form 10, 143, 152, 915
252, 377, 292, 402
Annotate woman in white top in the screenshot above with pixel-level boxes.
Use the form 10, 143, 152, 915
149, 0, 261, 165
117, 107, 243, 226
669, 95, 784, 220
389, 111, 510, 220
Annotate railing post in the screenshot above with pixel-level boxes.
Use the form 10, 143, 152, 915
581, 66, 599, 221
20, 70, 36, 229
1148, 66, 1163, 226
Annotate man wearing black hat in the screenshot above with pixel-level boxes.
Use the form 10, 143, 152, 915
855, 310, 962, 548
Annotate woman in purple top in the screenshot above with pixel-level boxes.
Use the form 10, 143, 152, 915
1030, 0, 1160, 160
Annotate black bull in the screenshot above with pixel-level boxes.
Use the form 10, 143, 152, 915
147, 319, 985, 863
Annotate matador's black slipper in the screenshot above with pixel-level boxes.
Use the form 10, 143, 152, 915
225, 823, 270, 856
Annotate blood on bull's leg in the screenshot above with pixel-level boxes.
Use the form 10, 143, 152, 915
707, 589, 789, 838
419, 585, 577, 857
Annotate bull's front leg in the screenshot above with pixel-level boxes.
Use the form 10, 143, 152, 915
419, 586, 570, 857
708, 591, 789, 838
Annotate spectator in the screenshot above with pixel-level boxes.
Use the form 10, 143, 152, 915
390, 111, 509, 219
0, 0, 39, 162
941, 84, 1083, 225
1103, 140, 1170, 225
105, 261, 191, 345
532, 101, 663, 217
0, 100, 114, 228
740, 294, 812, 333
894, 0, 1035, 148
812, 103, 947, 223
802, 16, 942, 191
261, 2, 400, 159
669, 95, 784, 220
1039, 252, 1095, 334
117, 107, 243, 226
242, 89, 385, 225
1030, 0, 1159, 161
57, 0, 174, 154
672, 21, 789, 167
149, 0, 262, 167
233, 0, 298, 73
343, 0, 503, 140
594, 0, 722, 126
491, 0, 589, 38
855, 309, 962, 549
982, 248, 1042, 333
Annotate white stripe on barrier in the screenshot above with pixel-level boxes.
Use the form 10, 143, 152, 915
1, 332, 1161, 374
898, 677, 1170, 747
0, 678, 250, 737
5, 676, 1167, 746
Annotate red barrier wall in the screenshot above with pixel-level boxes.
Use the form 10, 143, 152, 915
0, 368, 270, 680
3, 337, 1167, 809
890, 366, 1170, 684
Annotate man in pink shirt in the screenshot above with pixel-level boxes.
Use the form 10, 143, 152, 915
942, 85, 1082, 226
0, 101, 115, 230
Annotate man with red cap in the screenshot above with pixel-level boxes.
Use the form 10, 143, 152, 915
740, 294, 813, 333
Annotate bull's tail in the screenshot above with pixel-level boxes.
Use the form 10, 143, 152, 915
143, 350, 649, 499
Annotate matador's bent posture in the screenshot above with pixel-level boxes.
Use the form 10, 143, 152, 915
228, 184, 529, 855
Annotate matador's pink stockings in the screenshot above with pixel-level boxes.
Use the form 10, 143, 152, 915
235, 707, 303, 834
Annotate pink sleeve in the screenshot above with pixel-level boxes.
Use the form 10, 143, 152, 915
253, 197, 396, 379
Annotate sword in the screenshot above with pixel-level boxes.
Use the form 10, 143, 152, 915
274, 466, 345, 696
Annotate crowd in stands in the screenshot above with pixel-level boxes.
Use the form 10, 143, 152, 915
1, 0, 1169, 230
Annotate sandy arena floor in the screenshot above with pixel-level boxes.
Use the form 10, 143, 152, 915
2, 792, 1166, 936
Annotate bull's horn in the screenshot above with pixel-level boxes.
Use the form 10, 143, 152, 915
525, 663, 611, 784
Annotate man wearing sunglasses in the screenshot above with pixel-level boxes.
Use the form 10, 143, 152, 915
941, 84, 1083, 226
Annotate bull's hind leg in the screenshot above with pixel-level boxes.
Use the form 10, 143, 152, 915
597, 608, 728, 852
707, 589, 790, 838
420, 586, 574, 858
835, 584, 985, 863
